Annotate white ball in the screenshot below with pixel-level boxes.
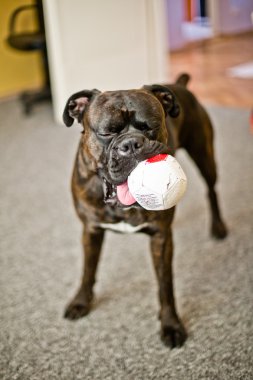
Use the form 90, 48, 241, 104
127, 154, 187, 211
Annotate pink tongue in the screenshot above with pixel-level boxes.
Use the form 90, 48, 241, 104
117, 181, 136, 206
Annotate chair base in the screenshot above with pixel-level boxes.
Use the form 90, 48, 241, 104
20, 87, 51, 115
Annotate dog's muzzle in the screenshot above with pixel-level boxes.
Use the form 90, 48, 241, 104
108, 132, 169, 184
100, 132, 169, 207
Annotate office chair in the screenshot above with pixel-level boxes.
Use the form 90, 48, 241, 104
6, 0, 51, 114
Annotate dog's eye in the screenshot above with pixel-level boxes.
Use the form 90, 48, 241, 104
135, 122, 149, 131
98, 133, 114, 137
98, 132, 115, 139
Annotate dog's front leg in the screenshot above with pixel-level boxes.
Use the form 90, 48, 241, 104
150, 229, 187, 348
64, 226, 104, 320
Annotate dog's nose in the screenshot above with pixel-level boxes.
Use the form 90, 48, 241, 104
117, 135, 145, 156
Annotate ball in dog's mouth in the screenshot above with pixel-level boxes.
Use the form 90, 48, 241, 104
105, 154, 187, 211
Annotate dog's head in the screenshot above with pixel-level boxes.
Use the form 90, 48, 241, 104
63, 85, 180, 206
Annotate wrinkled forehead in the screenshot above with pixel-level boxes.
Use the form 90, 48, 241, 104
88, 90, 164, 129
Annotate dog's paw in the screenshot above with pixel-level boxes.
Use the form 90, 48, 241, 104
161, 323, 187, 348
64, 300, 91, 320
211, 220, 228, 240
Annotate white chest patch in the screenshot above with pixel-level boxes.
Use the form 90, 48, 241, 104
98, 221, 149, 234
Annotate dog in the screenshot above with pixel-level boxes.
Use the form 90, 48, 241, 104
62, 74, 227, 348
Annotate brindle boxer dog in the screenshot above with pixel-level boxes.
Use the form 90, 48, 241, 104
62, 74, 227, 348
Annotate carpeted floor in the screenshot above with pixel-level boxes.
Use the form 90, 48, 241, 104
0, 99, 252, 380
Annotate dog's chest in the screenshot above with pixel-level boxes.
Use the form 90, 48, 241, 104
98, 221, 149, 233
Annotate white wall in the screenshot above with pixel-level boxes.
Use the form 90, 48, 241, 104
43, 0, 168, 124
165, 0, 185, 51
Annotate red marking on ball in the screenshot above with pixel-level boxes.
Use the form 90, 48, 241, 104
146, 154, 168, 164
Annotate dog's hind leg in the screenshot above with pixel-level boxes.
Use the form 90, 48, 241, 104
183, 118, 228, 239
64, 227, 105, 320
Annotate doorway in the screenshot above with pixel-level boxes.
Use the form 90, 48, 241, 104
182, 0, 213, 42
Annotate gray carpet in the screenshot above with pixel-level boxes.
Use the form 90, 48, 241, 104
0, 99, 252, 380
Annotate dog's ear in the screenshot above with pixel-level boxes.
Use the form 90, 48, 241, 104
143, 84, 180, 118
63, 89, 100, 127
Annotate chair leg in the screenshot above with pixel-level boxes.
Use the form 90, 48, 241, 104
20, 87, 51, 115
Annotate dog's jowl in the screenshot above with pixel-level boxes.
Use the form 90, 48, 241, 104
62, 74, 228, 348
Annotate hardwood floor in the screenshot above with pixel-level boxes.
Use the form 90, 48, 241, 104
169, 32, 253, 109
